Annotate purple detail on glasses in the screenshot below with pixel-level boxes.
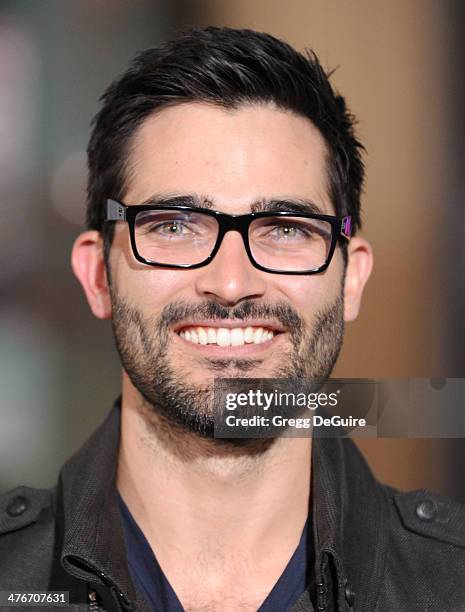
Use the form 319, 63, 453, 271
342, 216, 352, 237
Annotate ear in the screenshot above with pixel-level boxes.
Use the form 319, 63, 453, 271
343, 236, 373, 322
71, 231, 112, 319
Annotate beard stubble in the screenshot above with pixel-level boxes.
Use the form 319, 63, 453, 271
110, 289, 345, 440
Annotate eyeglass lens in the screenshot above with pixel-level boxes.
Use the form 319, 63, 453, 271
134, 209, 333, 272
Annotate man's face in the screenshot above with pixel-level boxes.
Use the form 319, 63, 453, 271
107, 102, 346, 435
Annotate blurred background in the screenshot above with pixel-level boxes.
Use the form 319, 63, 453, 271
0, 1, 464, 499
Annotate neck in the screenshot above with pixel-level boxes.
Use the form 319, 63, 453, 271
116, 379, 311, 577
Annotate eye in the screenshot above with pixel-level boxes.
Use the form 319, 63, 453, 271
152, 221, 191, 235
136, 213, 196, 237
272, 224, 308, 238
262, 221, 314, 241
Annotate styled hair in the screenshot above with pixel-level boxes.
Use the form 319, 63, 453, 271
86, 26, 365, 260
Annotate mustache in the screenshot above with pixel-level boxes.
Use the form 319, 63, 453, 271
158, 299, 304, 334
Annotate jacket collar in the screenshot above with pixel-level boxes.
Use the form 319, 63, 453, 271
57, 399, 388, 611
58, 398, 141, 611
311, 436, 388, 610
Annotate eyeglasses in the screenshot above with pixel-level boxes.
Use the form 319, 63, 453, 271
105, 199, 351, 275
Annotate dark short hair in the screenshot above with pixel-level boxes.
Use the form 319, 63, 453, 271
86, 26, 365, 261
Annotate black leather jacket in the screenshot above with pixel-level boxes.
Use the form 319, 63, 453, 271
1, 400, 464, 612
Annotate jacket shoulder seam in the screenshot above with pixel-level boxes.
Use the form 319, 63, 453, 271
0, 485, 55, 536
393, 488, 465, 549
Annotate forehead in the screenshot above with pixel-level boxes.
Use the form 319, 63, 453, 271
124, 102, 333, 215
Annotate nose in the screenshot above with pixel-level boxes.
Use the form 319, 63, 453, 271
194, 230, 267, 306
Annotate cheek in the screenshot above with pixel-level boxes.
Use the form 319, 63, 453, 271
111, 256, 194, 311
130, 271, 180, 301
109, 228, 182, 302
275, 272, 342, 323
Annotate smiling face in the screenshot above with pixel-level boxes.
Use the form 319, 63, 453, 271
73, 101, 372, 437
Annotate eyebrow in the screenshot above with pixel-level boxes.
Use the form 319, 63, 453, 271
139, 193, 325, 215
139, 193, 214, 209
250, 198, 324, 215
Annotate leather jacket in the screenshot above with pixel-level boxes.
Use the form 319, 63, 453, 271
1, 400, 464, 611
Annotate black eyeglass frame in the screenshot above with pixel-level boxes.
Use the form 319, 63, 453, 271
105, 198, 351, 275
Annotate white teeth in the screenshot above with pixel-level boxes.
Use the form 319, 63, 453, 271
244, 326, 254, 343
197, 327, 208, 345
216, 328, 230, 346
230, 328, 245, 346
180, 326, 276, 346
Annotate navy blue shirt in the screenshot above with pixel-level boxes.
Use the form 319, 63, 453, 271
117, 493, 310, 612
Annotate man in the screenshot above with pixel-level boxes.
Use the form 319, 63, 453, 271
0, 26, 464, 612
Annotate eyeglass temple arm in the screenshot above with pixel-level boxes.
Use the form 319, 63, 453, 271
106, 199, 127, 221
341, 216, 352, 240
